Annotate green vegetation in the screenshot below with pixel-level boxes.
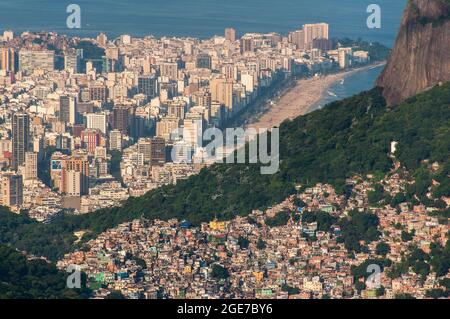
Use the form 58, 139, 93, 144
237, 236, 250, 249
106, 291, 126, 299
256, 237, 267, 250
368, 184, 387, 206
388, 243, 450, 279
281, 284, 300, 295
211, 264, 229, 280
401, 230, 415, 242
76, 41, 105, 60
301, 211, 337, 232
265, 211, 290, 227
0, 244, 88, 299
375, 242, 391, 256
337, 38, 391, 61
337, 210, 381, 252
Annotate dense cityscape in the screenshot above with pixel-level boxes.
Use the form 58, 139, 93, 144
0, 0, 449, 303
0, 23, 372, 220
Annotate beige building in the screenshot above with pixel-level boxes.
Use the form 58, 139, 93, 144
0, 172, 23, 208
156, 116, 181, 141
24, 152, 38, 181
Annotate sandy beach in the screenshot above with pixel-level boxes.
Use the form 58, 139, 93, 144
246, 64, 383, 130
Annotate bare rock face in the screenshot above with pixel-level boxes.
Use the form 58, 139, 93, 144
376, 0, 450, 105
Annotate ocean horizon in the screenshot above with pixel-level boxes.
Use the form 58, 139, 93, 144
0, 0, 406, 46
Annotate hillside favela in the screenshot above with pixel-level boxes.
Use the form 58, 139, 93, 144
0, 0, 449, 304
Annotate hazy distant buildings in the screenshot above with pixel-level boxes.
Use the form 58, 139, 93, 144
2, 30, 14, 42
64, 49, 82, 73
225, 28, 236, 42
0, 47, 16, 73
303, 23, 329, 49
160, 62, 178, 80
19, 50, 55, 74
196, 54, 212, 70
97, 33, 108, 47
338, 47, 353, 69
240, 37, 254, 54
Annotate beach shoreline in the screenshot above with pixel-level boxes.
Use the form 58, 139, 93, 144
246, 62, 386, 130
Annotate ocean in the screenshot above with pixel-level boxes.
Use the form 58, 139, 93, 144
315, 64, 386, 108
0, 0, 407, 98
0, 0, 406, 45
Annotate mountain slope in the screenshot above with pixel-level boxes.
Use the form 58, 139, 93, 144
0, 81, 449, 261
376, 0, 450, 105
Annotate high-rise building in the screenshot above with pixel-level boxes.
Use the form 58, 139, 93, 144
12, 113, 29, 170
137, 137, 166, 165
109, 130, 123, 151
61, 155, 90, 195
338, 47, 353, 69
65, 170, 83, 196
225, 28, 236, 42
183, 114, 203, 148
303, 23, 329, 49
241, 73, 255, 93
138, 75, 158, 98
81, 129, 101, 154
160, 62, 178, 80
156, 116, 181, 141
59, 95, 77, 124
210, 78, 234, 113
19, 50, 55, 74
0, 47, 16, 73
291, 30, 306, 50
222, 63, 236, 80
0, 172, 23, 208
86, 113, 108, 134
167, 101, 186, 119
64, 49, 82, 73
89, 84, 108, 102
24, 152, 38, 181
113, 106, 130, 133
240, 37, 254, 54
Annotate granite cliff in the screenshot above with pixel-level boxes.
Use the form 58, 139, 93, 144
376, 0, 450, 105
